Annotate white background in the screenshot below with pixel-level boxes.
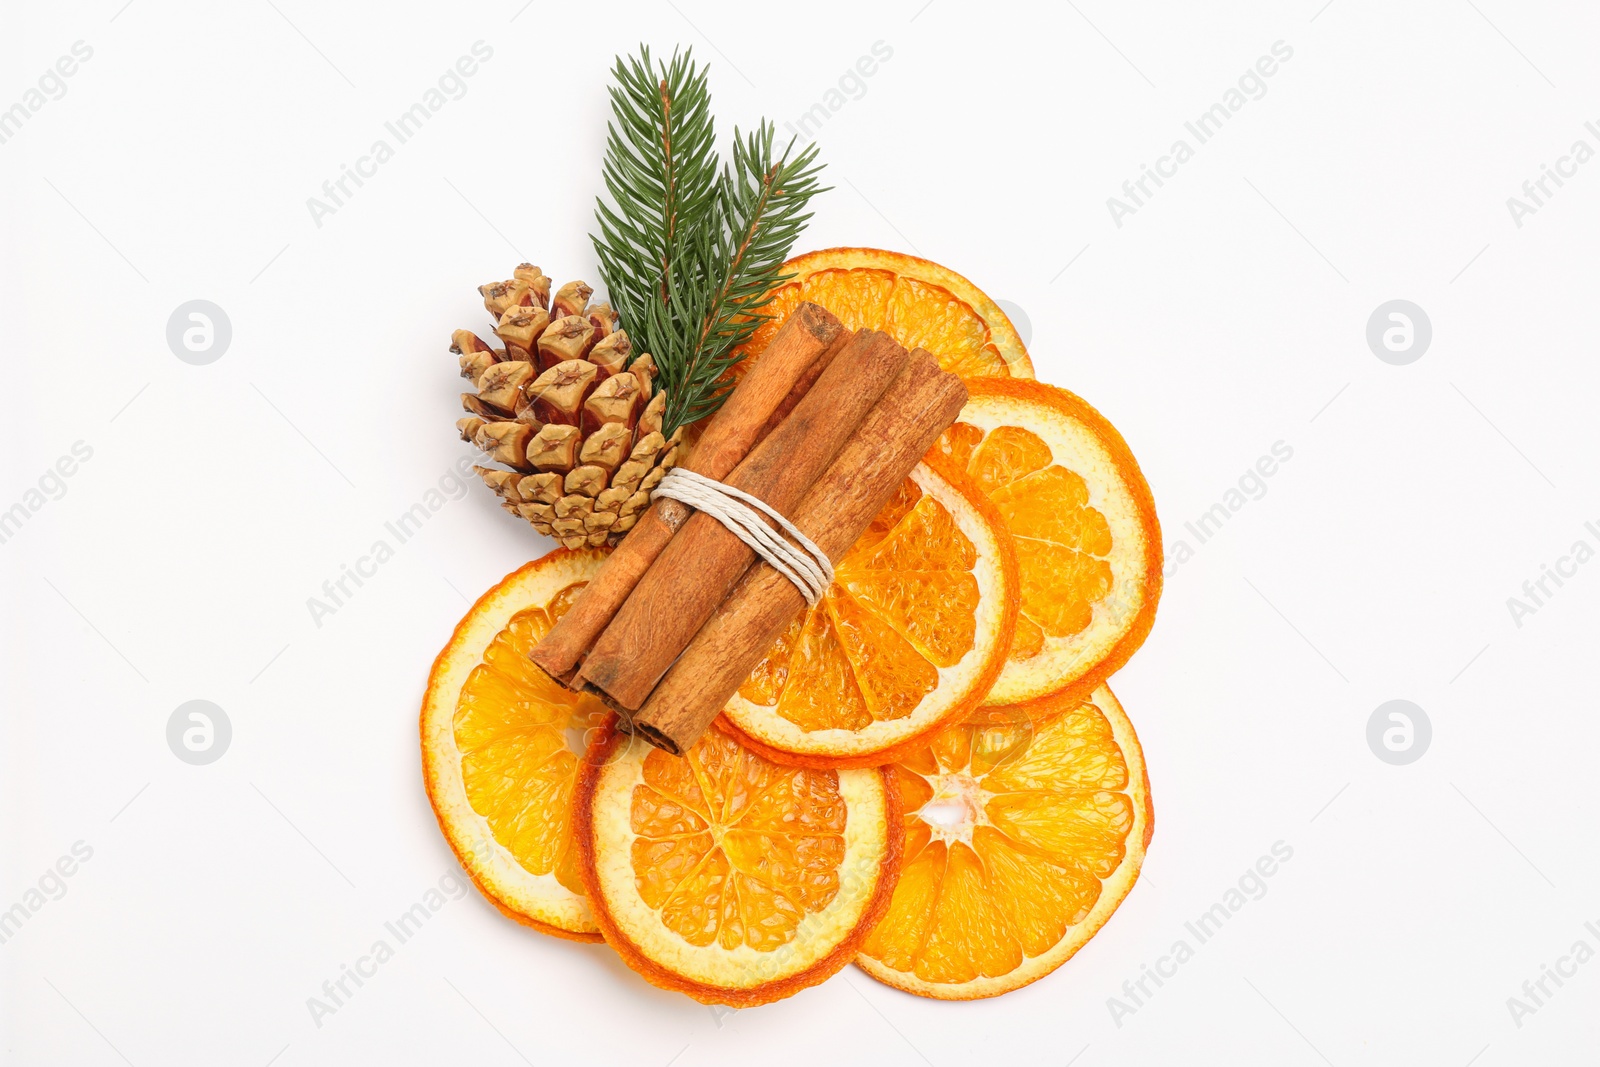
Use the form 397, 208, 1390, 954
4, 1, 1599, 1063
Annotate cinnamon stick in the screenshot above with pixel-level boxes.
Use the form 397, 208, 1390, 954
530, 303, 845, 684
577, 330, 913, 712
631, 350, 967, 755
754, 321, 847, 440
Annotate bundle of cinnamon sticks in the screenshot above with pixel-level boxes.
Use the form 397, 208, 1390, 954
530, 303, 967, 755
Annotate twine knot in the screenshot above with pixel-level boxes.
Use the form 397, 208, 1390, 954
653, 468, 834, 605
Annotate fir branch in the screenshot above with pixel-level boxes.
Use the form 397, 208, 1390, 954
591, 46, 717, 354
591, 48, 827, 437
663, 123, 827, 430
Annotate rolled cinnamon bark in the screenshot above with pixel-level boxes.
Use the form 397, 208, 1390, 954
631, 350, 966, 755
530, 303, 845, 684
753, 320, 847, 440
577, 330, 912, 712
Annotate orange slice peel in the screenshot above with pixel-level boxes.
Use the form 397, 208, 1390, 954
716, 458, 1018, 769
741, 247, 1035, 380
857, 684, 1152, 999
575, 719, 903, 1006
422, 549, 612, 942
938, 378, 1162, 710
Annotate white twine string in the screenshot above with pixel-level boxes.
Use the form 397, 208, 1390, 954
652, 467, 834, 605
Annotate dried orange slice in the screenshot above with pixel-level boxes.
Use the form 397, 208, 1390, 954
937, 379, 1161, 710
575, 720, 902, 1006
742, 248, 1034, 380
717, 459, 1018, 768
857, 685, 1152, 999
422, 549, 612, 941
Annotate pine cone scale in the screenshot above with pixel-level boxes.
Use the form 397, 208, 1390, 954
457, 264, 680, 549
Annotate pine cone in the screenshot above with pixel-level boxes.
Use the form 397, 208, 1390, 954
454, 263, 681, 549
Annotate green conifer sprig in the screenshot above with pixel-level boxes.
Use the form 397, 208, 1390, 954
591, 46, 827, 436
